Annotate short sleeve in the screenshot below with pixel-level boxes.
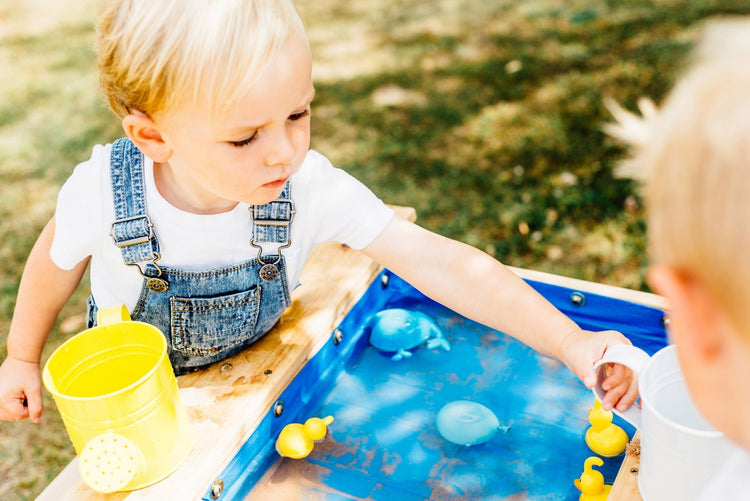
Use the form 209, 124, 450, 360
300, 151, 394, 250
49, 144, 111, 270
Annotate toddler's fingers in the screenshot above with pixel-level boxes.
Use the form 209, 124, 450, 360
601, 363, 637, 411
599, 380, 627, 411
26, 391, 44, 423
0, 396, 29, 422
578, 365, 597, 389
615, 379, 639, 412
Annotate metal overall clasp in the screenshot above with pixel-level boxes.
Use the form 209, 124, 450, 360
138, 255, 169, 292
250, 199, 295, 282
110, 215, 169, 292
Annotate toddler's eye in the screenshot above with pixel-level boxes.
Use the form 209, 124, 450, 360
229, 132, 258, 148
289, 109, 310, 121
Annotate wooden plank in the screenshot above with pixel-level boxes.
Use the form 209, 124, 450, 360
36, 206, 415, 501
508, 266, 669, 310
609, 432, 642, 500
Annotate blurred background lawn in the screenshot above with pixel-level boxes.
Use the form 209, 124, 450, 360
2, 0, 750, 498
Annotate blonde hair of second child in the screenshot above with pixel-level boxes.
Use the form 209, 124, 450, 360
607, 13, 750, 456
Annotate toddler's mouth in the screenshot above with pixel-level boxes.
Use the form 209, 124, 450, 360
263, 177, 289, 189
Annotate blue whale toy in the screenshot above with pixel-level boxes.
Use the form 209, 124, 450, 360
368, 308, 451, 361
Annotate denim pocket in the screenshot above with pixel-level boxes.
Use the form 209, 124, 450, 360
170, 286, 262, 355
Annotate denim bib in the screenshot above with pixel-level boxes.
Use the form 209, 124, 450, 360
87, 138, 293, 375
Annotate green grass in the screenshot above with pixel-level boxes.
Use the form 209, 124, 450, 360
2, 0, 750, 499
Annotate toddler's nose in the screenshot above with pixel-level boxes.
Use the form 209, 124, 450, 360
265, 127, 295, 167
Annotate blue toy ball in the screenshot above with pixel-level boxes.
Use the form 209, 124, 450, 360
368, 308, 450, 361
436, 400, 502, 446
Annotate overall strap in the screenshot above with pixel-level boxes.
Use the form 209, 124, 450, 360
250, 182, 295, 282
108, 138, 161, 265
251, 182, 294, 245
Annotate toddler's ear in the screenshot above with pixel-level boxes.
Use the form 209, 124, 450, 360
121, 113, 172, 163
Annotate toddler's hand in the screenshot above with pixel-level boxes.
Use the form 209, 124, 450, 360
0, 356, 43, 423
559, 329, 638, 412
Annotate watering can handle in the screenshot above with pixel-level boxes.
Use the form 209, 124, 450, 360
592, 344, 650, 428
96, 305, 131, 326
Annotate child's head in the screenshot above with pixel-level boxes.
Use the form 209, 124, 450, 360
96, 0, 315, 210
642, 19, 750, 334
609, 17, 750, 449
97, 0, 306, 119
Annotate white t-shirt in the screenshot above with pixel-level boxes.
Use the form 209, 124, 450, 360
696, 450, 750, 501
50, 144, 394, 312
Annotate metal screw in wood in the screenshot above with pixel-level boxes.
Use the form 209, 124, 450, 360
210, 479, 224, 499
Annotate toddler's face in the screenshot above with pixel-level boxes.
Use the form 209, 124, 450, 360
153, 31, 314, 213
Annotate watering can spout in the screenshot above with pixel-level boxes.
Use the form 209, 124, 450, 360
79, 433, 146, 493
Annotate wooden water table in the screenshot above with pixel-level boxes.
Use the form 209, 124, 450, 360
37, 206, 659, 501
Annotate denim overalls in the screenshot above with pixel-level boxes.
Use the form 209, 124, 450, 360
87, 138, 293, 375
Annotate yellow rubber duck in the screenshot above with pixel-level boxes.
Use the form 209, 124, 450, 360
585, 399, 628, 457
574, 456, 612, 501
275, 415, 334, 459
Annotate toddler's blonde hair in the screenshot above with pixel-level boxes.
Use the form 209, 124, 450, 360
607, 17, 750, 338
96, 0, 306, 119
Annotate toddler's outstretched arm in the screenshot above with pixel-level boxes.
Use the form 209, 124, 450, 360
0, 218, 88, 422
362, 215, 637, 411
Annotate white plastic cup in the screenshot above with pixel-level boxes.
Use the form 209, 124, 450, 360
593, 344, 741, 501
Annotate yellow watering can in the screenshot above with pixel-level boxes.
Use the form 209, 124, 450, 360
43, 305, 193, 493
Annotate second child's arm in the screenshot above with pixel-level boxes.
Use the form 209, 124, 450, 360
361, 215, 637, 410
0, 218, 89, 422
